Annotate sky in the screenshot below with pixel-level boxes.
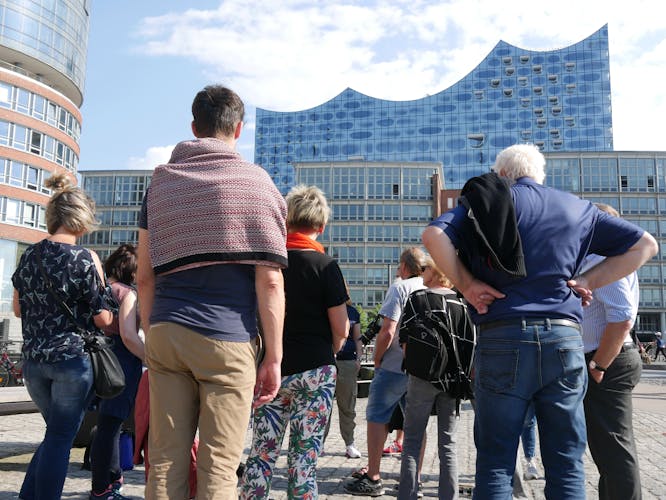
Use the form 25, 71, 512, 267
78, 0, 666, 172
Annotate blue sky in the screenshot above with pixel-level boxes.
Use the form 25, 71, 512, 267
78, 0, 666, 172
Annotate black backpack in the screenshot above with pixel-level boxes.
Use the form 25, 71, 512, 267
400, 289, 476, 414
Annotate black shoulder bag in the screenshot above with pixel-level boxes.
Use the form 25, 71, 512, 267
34, 248, 125, 399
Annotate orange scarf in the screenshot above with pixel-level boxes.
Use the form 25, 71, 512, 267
286, 232, 325, 254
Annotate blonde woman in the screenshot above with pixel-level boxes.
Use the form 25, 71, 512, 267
241, 185, 349, 499
12, 174, 114, 500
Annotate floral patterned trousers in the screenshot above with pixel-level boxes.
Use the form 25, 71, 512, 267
240, 364, 337, 499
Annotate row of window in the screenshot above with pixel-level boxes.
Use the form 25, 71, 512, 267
0, 120, 78, 172
326, 224, 424, 243
79, 229, 139, 247
329, 203, 432, 222
0, 158, 51, 194
83, 175, 151, 207
298, 166, 435, 201
547, 157, 666, 193
0, 81, 81, 140
0, 196, 46, 230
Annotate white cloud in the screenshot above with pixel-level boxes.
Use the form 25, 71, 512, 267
133, 0, 666, 150
127, 145, 175, 170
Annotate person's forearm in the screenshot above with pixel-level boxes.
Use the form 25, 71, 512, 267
119, 295, 145, 362
136, 229, 155, 333
256, 266, 284, 364
422, 226, 474, 292
582, 232, 658, 290
373, 321, 396, 366
591, 320, 633, 369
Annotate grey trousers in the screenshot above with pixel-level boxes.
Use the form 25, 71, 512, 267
584, 348, 642, 500
399, 376, 458, 500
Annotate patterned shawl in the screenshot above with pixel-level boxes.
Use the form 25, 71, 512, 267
147, 138, 287, 274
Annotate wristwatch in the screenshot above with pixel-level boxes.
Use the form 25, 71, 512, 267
588, 360, 607, 372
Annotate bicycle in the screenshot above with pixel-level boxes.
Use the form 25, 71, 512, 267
0, 346, 23, 387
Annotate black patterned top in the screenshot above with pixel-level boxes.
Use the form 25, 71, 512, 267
12, 239, 107, 363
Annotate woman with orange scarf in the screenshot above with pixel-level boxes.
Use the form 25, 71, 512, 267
241, 185, 349, 499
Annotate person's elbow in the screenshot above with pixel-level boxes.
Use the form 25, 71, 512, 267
255, 266, 284, 297
639, 232, 659, 260
422, 225, 443, 251
93, 309, 113, 329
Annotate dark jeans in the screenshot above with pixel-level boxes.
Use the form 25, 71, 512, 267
20, 356, 93, 500
584, 349, 642, 500
90, 413, 124, 493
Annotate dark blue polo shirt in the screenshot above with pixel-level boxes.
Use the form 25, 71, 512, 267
429, 177, 644, 325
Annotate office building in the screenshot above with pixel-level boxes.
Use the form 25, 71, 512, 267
0, 1, 90, 344
78, 169, 150, 260
296, 160, 442, 306
545, 151, 666, 332
256, 25, 612, 195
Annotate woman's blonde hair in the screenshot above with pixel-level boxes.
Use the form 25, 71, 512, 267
425, 256, 453, 288
285, 184, 330, 231
45, 174, 98, 235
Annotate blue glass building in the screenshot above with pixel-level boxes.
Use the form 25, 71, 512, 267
256, 25, 612, 194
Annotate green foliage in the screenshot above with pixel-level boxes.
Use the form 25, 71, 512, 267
357, 304, 381, 333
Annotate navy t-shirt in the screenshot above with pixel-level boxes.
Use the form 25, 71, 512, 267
337, 304, 361, 361
139, 194, 258, 341
429, 177, 644, 324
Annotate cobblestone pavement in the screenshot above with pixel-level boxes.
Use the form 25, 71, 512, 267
0, 377, 664, 499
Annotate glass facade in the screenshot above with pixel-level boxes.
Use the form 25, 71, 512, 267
0, 0, 89, 328
79, 171, 152, 260
296, 161, 439, 307
0, 0, 90, 100
546, 152, 666, 332
257, 26, 612, 194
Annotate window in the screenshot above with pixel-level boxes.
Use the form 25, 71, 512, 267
367, 225, 400, 242
403, 205, 431, 221
30, 131, 42, 154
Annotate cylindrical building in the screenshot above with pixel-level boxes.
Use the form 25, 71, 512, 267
0, 1, 90, 345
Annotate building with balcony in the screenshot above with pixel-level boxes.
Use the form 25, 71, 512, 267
255, 25, 612, 195
0, 1, 90, 345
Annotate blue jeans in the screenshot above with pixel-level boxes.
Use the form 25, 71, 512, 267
473, 322, 587, 500
521, 404, 537, 459
20, 356, 94, 500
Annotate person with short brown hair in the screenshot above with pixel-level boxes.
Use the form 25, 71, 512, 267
137, 85, 287, 499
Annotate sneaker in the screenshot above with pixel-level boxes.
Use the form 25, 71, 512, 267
417, 481, 424, 498
351, 464, 368, 479
110, 477, 123, 493
523, 459, 539, 480
382, 440, 403, 456
90, 488, 130, 499
344, 473, 385, 496
346, 444, 362, 459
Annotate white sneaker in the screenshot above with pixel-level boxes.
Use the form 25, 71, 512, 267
346, 444, 362, 459
523, 459, 539, 480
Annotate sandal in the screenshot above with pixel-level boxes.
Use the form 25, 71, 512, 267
351, 465, 369, 479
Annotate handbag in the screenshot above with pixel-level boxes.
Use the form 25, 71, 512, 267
34, 247, 126, 399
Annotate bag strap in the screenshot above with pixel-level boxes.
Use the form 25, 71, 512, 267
33, 246, 91, 341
